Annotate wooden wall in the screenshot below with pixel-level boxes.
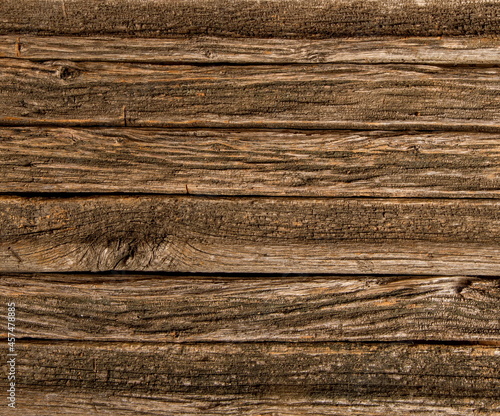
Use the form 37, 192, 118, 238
0, 1, 499, 414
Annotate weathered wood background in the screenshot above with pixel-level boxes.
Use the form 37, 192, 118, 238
0, 0, 499, 414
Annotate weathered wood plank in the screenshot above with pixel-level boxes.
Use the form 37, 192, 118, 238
4, 36, 500, 65
3, 60, 500, 129
1, 196, 500, 274
16, 390, 500, 416
2, 0, 500, 38
3, 128, 500, 197
11, 342, 500, 406
2, 274, 499, 342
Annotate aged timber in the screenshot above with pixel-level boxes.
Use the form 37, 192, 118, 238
3, 60, 500, 130
2, 0, 500, 38
13, 342, 500, 403
1, 274, 499, 342
2, 128, 500, 197
14, 390, 500, 416
4, 36, 500, 65
1, 196, 500, 274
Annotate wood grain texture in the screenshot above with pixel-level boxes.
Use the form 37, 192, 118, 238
2, 0, 500, 38
2, 274, 499, 342
1, 196, 500, 274
15, 390, 500, 416
3, 128, 500, 197
4, 36, 500, 64
3, 60, 500, 129
7, 342, 500, 410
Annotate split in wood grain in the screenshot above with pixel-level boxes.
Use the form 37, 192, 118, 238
1, 196, 500, 274
2, 128, 500, 198
1, 274, 499, 342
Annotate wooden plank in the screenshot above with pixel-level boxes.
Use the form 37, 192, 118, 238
4, 36, 500, 64
1, 196, 500, 274
11, 342, 500, 409
3, 60, 500, 129
3, 128, 500, 198
16, 390, 500, 416
2, 274, 499, 342
11, 389, 499, 416
2, 0, 500, 38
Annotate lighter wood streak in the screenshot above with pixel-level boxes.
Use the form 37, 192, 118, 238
3, 36, 500, 64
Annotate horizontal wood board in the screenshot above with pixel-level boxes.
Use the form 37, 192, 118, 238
4, 342, 499, 401
3, 60, 500, 129
0, 274, 499, 342
11, 390, 500, 416
2, 0, 500, 38
3, 36, 500, 65
1, 196, 500, 274
2, 127, 500, 197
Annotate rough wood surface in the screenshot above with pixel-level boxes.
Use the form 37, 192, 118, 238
4, 36, 500, 64
4, 60, 500, 129
10, 342, 500, 406
2, 0, 500, 38
1, 196, 500, 274
14, 390, 500, 416
3, 128, 500, 197
2, 274, 499, 342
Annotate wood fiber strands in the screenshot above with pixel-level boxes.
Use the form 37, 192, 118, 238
3, 36, 500, 65
1, 196, 500, 274
2, 0, 500, 38
3, 61, 500, 129
1, 1, 500, 415
1, 274, 499, 342
2, 128, 500, 198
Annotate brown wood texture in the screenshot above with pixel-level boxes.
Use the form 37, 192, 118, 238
1, 196, 500, 274
8, 342, 500, 409
14, 390, 500, 416
1, 274, 499, 342
2, 127, 500, 197
3, 60, 500, 130
2, 5, 500, 415
2, 0, 500, 38
3, 36, 500, 64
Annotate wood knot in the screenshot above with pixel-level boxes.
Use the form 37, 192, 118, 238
408, 145, 421, 154
57, 66, 79, 80
454, 278, 473, 297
